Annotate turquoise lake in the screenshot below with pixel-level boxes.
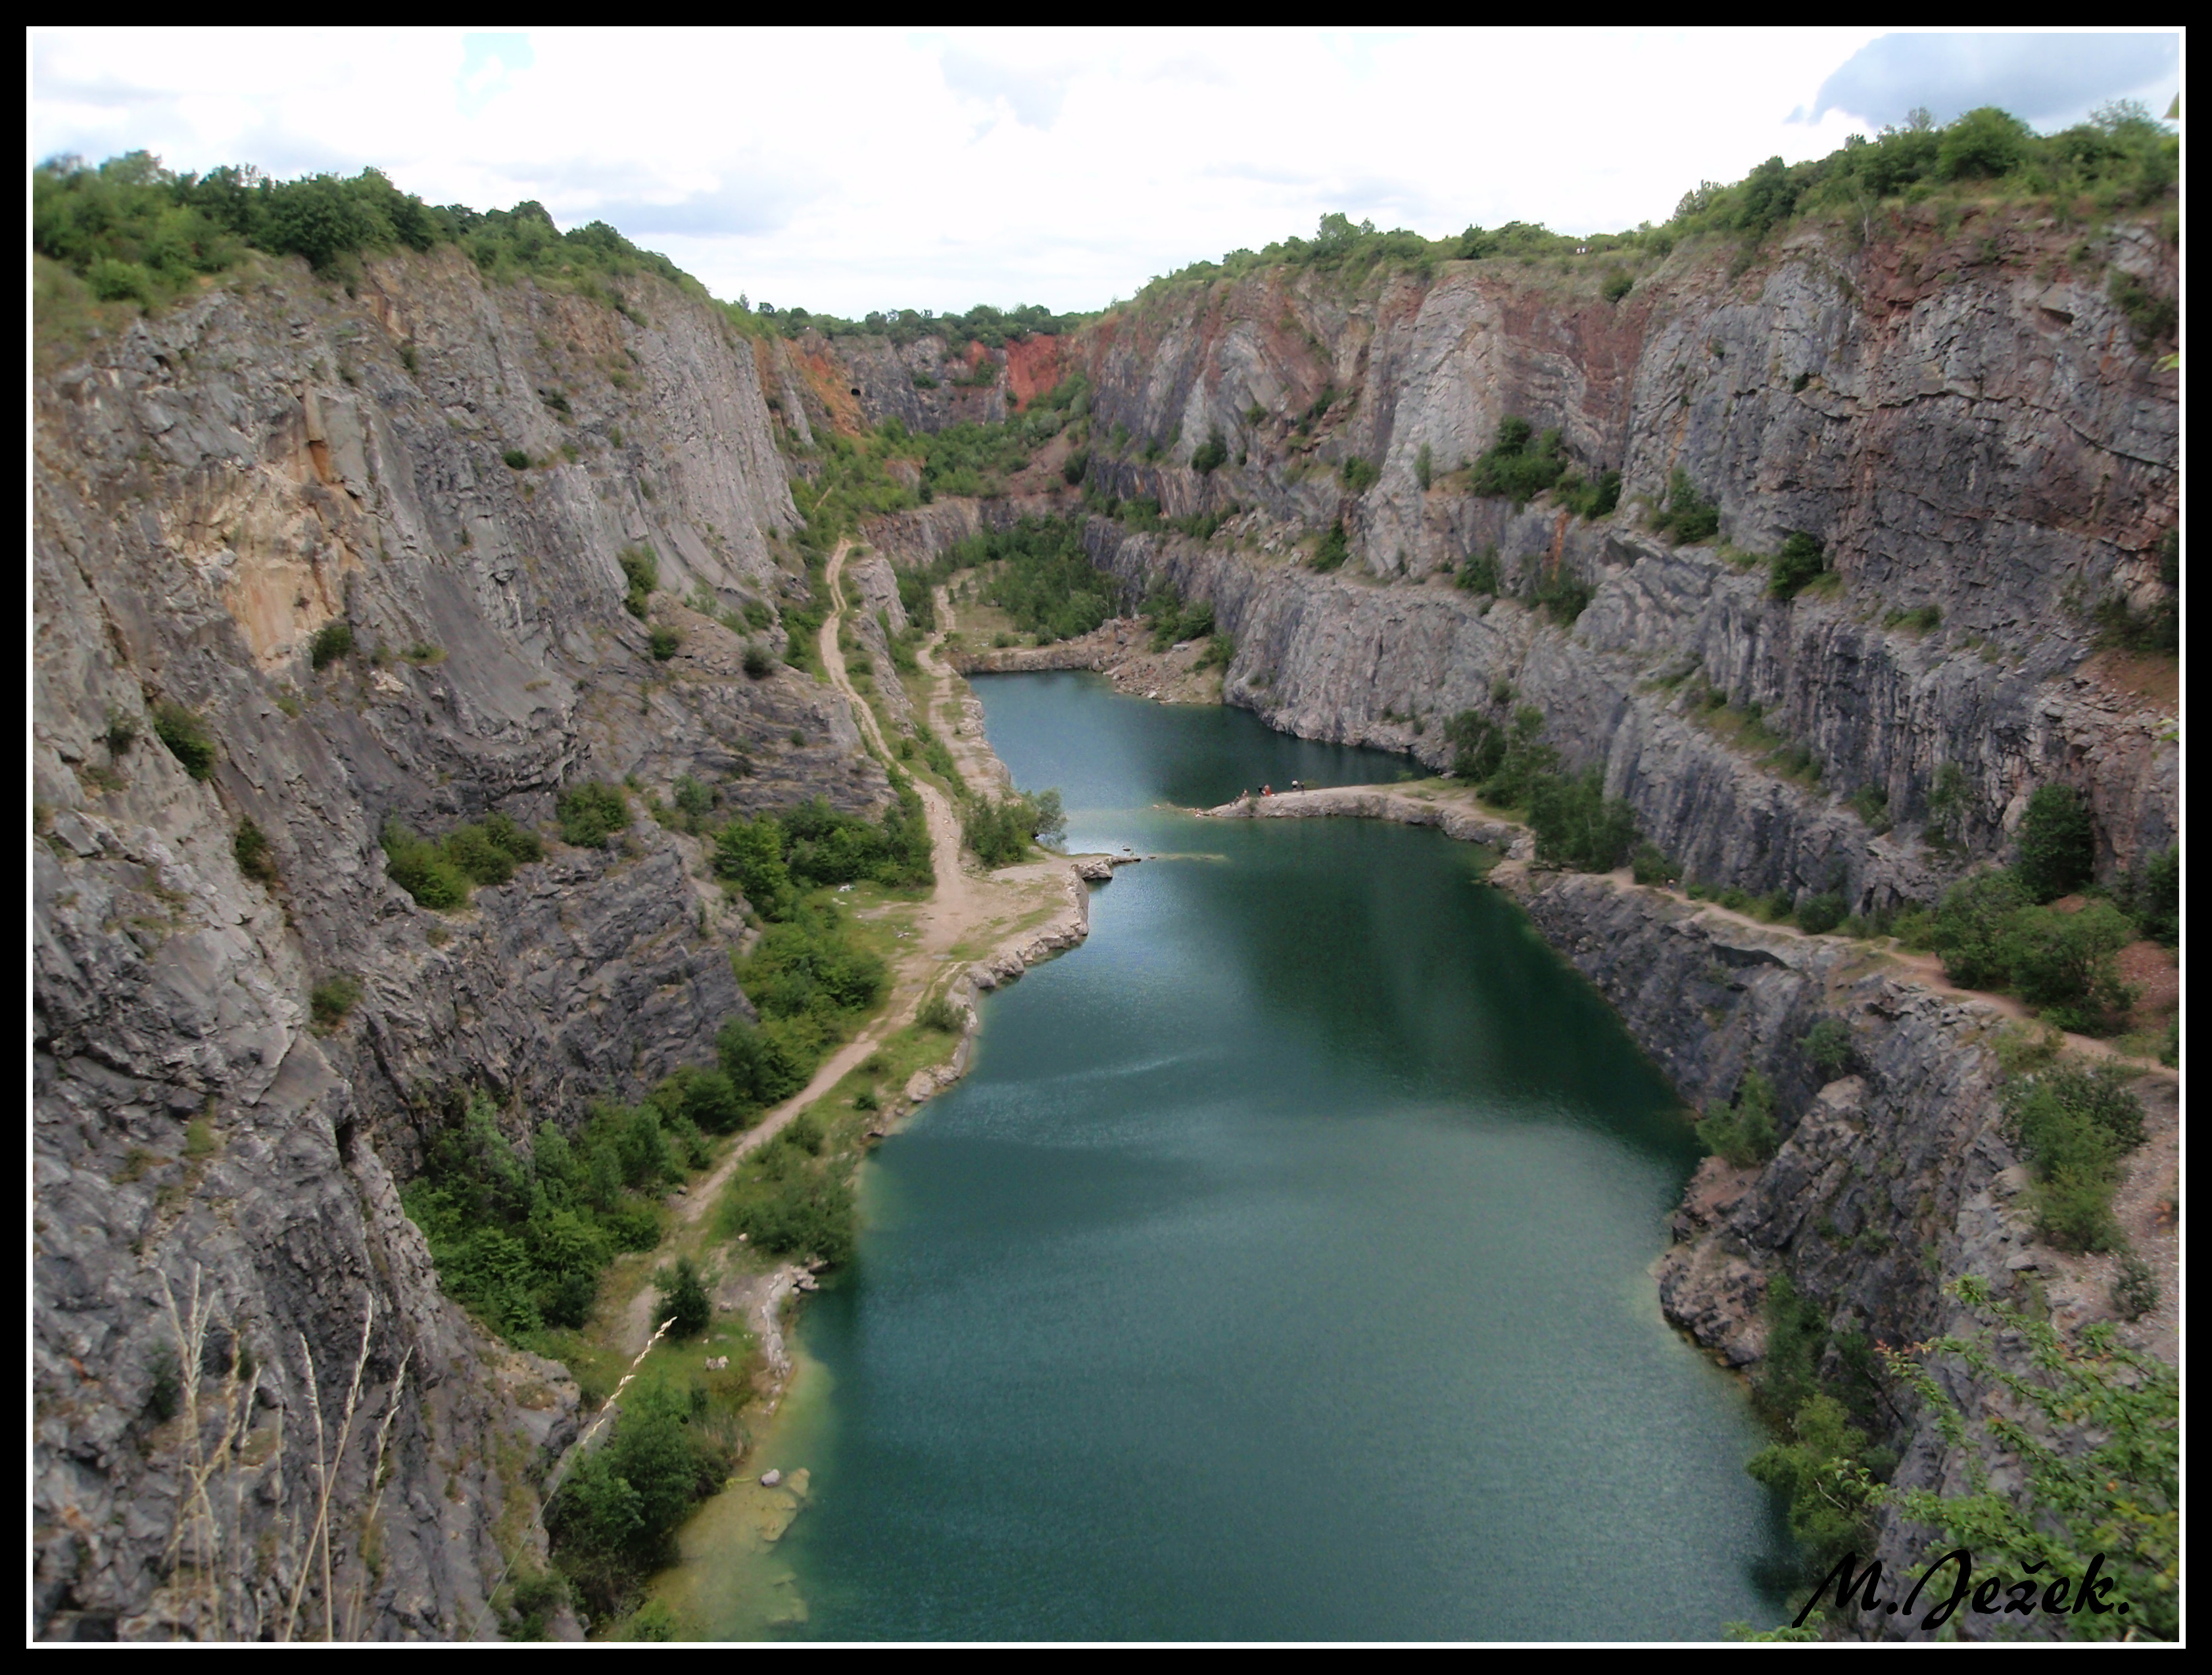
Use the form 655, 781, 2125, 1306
744, 672, 1792, 1638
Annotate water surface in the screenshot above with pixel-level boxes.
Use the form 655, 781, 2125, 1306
697, 674, 1790, 1639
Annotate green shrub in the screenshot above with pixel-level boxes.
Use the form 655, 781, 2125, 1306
2014, 784, 2095, 902
1478, 707, 1559, 809
557, 781, 631, 847
1649, 469, 1720, 544
381, 819, 471, 908
1871, 1277, 2177, 1641
2003, 1062, 2146, 1252
1602, 270, 1635, 303
153, 701, 217, 780
548, 1377, 725, 1617
1800, 1017, 1852, 1079
1468, 417, 1568, 508
502, 448, 530, 470
309, 975, 362, 1031
2115, 847, 2178, 945
1886, 603, 1942, 634
1767, 532, 1825, 600
2108, 270, 2178, 351
963, 789, 1065, 868
742, 643, 774, 680
717, 1129, 855, 1265
919, 995, 964, 1033
145, 1346, 181, 1421
1630, 843, 1678, 887
1444, 711, 1504, 783
1310, 521, 1351, 572
87, 256, 155, 304
1190, 431, 1228, 475
737, 912, 890, 1018
617, 544, 659, 619
310, 620, 354, 669
1795, 891, 1846, 935
1340, 455, 1381, 492
1748, 1393, 1880, 1575
713, 788, 931, 916
1533, 571, 1593, 626
1929, 871, 2032, 988
1414, 442, 1433, 490
1701, 1068, 1779, 1166
648, 626, 682, 660
1061, 448, 1090, 486
1554, 469, 1622, 519
2002, 900, 2136, 1026
2111, 1254, 2159, 1321
932, 516, 1111, 643
654, 1256, 711, 1339
1527, 768, 1639, 872
233, 817, 279, 884
1455, 544, 1501, 595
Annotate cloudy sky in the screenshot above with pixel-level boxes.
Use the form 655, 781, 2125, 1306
29, 28, 2180, 318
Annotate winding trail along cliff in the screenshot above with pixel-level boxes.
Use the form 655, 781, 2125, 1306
32, 250, 882, 1639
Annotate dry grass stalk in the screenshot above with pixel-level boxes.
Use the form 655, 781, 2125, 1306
156, 1267, 260, 1640
151, 1269, 410, 1643
467, 1316, 675, 1641
341, 1347, 412, 1643
278, 1299, 375, 1642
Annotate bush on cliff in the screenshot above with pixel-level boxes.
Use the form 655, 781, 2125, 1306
1700, 1068, 1779, 1166
557, 780, 631, 847
1467, 417, 1568, 509
1649, 470, 1721, 545
1455, 544, 1502, 596
1444, 711, 1505, 783
1767, 532, 1827, 601
1871, 1278, 2178, 1641
2002, 1060, 2145, 1253
152, 701, 218, 780
2115, 847, 2178, 946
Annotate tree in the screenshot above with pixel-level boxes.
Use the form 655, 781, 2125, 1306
2001, 901, 2136, 1026
1875, 1279, 2176, 1640
1929, 872, 2031, 989
655, 1258, 711, 1340
2014, 785, 2094, 902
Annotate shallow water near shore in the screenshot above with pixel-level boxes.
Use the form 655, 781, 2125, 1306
680, 672, 1793, 1640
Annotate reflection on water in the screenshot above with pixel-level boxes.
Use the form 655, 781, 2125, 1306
665, 675, 1791, 1640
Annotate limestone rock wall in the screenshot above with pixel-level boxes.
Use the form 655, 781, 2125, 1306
32, 249, 868, 1638
1501, 870, 2167, 1640
1019, 214, 2175, 903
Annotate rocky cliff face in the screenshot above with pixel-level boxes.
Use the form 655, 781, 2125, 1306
32, 249, 865, 1638
1497, 868, 2175, 1639
1015, 210, 2178, 905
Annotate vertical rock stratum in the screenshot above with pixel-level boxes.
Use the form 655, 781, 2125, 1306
32, 249, 869, 1638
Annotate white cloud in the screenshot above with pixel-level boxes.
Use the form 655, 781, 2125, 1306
29, 28, 2176, 318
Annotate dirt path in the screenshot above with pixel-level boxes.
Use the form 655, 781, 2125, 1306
616, 544, 1091, 1350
